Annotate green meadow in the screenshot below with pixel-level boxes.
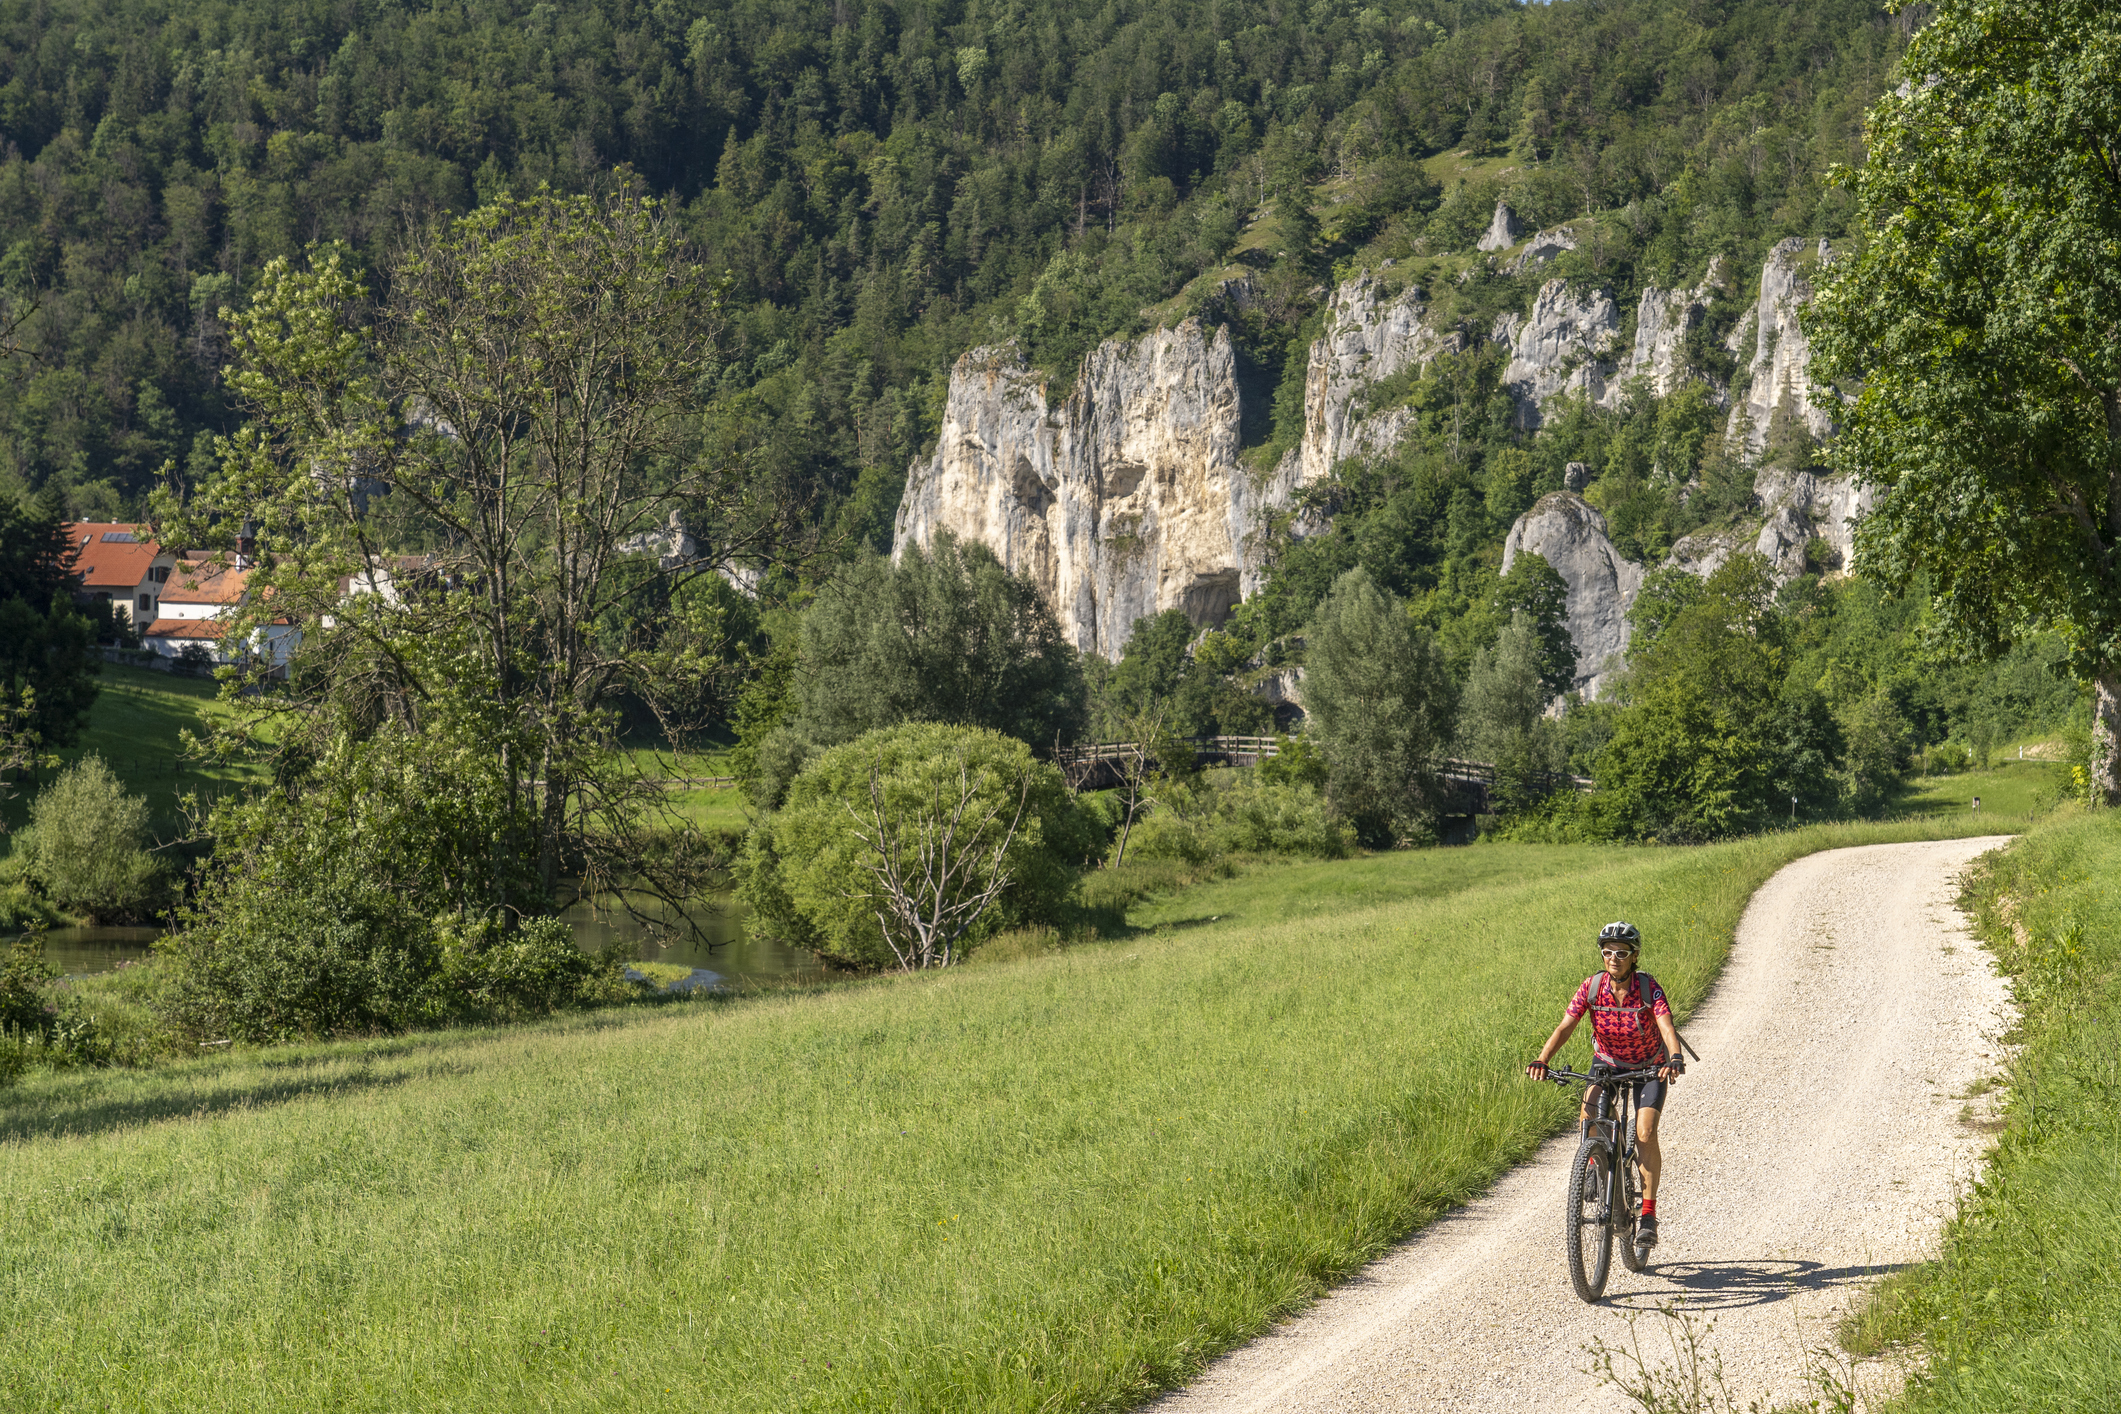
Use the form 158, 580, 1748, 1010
0, 664, 260, 838
0, 815, 2014, 1414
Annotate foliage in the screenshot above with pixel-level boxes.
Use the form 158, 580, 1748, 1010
1809, 0, 2121, 800
1593, 557, 1840, 840
13, 755, 168, 921
1301, 567, 1453, 846
1495, 552, 1575, 699
0, 488, 100, 761
1094, 610, 1270, 740
158, 720, 616, 1042
1456, 612, 1569, 813
154, 188, 788, 919
759, 534, 1088, 807
1124, 776, 1354, 864
741, 722, 1093, 971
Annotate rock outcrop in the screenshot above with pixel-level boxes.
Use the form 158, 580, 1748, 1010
1272, 273, 1460, 496
1501, 492, 1643, 695
1505, 224, 1578, 276
1493, 280, 1624, 429
1602, 258, 1727, 404
1730, 237, 1838, 451
1476, 200, 1523, 252
893, 320, 1261, 658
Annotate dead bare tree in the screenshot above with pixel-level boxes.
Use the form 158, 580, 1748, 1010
844, 753, 1031, 971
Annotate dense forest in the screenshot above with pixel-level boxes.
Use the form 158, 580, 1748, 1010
0, 0, 1914, 545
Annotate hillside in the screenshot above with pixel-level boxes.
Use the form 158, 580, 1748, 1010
0, 0, 1909, 551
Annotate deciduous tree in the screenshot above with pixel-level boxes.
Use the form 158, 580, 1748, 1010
1810, 0, 2121, 801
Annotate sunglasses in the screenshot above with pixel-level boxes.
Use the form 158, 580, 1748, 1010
1600, 947, 1638, 959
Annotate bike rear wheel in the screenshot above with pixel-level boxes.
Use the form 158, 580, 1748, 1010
1566, 1141, 1614, 1302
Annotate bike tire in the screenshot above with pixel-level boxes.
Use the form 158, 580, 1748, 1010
1616, 1151, 1647, 1273
1566, 1142, 1614, 1302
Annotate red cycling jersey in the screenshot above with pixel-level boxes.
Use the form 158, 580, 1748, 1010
1566, 970, 1671, 1067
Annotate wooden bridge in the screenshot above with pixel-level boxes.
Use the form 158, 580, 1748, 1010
1053, 735, 1593, 815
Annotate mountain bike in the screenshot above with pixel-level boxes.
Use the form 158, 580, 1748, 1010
1542, 1062, 1666, 1302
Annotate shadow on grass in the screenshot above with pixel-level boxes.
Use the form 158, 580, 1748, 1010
0, 1062, 423, 1144
1609, 1258, 1910, 1311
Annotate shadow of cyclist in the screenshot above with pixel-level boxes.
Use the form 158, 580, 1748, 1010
1605, 1259, 1910, 1311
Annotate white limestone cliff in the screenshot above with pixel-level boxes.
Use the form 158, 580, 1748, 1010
1731, 237, 1838, 451
1602, 257, 1728, 405
1476, 200, 1523, 252
892, 319, 1260, 659
1501, 492, 1643, 696
1493, 279, 1624, 429
1271, 273, 1460, 497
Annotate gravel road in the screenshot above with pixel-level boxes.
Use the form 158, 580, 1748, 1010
1156, 837, 2017, 1414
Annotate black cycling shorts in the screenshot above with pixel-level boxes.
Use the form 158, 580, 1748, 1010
1592, 1067, 1669, 1112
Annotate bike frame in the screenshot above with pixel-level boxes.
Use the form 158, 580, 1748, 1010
1549, 1063, 1662, 1225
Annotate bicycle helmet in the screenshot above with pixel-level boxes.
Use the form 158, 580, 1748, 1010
1597, 921, 1642, 950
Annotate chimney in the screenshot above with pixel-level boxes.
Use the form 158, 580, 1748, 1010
236, 519, 256, 569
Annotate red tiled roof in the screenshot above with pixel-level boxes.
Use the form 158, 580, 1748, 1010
62, 522, 161, 590
161, 553, 249, 606
143, 618, 223, 640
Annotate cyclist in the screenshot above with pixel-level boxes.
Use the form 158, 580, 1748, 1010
1524, 922, 1684, 1252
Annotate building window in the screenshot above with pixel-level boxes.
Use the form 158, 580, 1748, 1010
138, 595, 154, 614
149, 566, 171, 584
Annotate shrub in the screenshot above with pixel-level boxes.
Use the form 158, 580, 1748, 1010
15, 755, 170, 921
162, 860, 443, 1042
1123, 777, 1353, 863
437, 915, 607, 1019
741, 722, 1095, 970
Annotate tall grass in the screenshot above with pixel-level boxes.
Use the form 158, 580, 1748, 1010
1846, 808, 2121, 1411
0, 817, 2007, 1412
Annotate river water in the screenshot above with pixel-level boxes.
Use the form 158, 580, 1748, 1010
22, 893, 824, 988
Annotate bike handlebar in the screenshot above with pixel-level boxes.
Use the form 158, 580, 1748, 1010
1536, 1063, 1672, 1086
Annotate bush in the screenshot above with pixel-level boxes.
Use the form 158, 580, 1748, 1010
160, 723, 619, 1041
162, 860, 444, 1042
741, 722, 1096, 969
14, 755, 170, 921
1124, 777, 1353, 863
438, 915, 606, 1019
0, 928, 112, 1078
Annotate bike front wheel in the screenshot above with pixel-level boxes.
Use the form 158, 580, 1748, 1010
1566, 1142, 1614, 1302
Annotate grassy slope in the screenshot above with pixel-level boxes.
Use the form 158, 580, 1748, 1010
1, 665, 258, 839
0, 816, 2012, 1414
1849, 808, 2121, 1411
1895, 760, 2065, 824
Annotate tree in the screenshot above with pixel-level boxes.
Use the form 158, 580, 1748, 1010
1301, 568, 1454, 846
156, 187, 796, 920
1457, 612, 1569, 811
740, 723, 1093, 971
15, 756, 168, 922
1809, 0, 2121, 801
760, 534, 1087, 804
0, 489, 98, 761
1495, 550, 1575, 699
1596, 556, 1842, 838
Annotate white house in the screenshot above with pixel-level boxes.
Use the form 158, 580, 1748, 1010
64, 522, 178, 625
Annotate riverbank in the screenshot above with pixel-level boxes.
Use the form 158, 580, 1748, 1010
0, 815, 2018, 1413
